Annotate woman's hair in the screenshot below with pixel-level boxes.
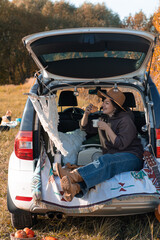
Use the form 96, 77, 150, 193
110, 99, 124, 115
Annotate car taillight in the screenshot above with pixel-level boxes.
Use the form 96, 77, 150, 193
156, 129, 160, 158
14, 131, 33, 160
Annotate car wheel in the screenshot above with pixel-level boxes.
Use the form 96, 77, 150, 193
11, 211, 37, 229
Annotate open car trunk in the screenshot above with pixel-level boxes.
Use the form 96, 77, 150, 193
23, 28, 155, 82
28, 83, 160, 216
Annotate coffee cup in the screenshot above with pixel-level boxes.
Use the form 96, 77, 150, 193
92, 119, 99, 128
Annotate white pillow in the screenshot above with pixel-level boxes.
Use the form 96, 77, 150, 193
59, 129, 86, 165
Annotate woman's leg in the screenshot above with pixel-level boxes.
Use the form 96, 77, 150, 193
77, 152, 143, 196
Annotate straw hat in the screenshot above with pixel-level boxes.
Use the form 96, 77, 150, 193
97, 87, 126, 111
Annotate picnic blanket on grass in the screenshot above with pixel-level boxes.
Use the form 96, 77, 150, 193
1, 121, 18, 128
31, 148, 160, 214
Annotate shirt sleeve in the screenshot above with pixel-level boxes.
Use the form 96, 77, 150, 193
113, 116, 137, 150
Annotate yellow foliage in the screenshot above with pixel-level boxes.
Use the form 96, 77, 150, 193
153, 8, 160, 32
149, 9, 160, 92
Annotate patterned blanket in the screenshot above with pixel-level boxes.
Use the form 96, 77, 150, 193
31, 148, 160, 214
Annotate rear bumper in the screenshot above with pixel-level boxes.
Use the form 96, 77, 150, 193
28, 195, 160, 217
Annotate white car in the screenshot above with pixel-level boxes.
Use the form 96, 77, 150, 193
7, 28, 160, 229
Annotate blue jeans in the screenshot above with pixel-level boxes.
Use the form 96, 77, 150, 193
76, 152, 143, 197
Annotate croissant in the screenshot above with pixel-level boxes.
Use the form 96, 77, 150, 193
90, 105, 98, 113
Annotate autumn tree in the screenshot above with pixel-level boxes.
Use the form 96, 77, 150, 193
45, 1, 77, 29
0, 0, 50, 84
150, 8, 160, 91
76, 3, 121, 27
122, 10, 148, 30
41, 1, 121, 29
12, 0, 48, 13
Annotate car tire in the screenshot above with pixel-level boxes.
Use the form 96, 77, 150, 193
11, 211, 37, 229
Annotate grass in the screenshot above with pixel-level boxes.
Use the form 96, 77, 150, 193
1, 79, 160, 239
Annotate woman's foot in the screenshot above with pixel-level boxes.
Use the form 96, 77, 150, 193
60, 176, 80, 202
54, 163, 71, 178
56, 163, 83, 183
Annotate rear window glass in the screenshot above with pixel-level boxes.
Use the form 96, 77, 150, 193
42, 51, 145, 70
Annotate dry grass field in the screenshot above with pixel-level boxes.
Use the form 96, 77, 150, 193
1, 80, 160, 240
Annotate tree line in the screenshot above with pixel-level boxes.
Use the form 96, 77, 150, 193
0, 0, 158, 85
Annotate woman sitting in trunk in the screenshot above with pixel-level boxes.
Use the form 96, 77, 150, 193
55, 87, 144, 202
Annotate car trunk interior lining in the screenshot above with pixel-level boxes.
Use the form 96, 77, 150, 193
43, 57, 138, 79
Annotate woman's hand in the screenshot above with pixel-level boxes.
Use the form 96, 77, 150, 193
84, 104, 93, 116
98, 120, 109, 131
98, 120, 117, 144
81, 104, 93, 127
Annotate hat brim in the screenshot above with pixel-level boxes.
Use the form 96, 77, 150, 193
97, 90, 126, 112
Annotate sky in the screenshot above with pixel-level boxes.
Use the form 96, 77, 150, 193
63, 0, 159, 20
